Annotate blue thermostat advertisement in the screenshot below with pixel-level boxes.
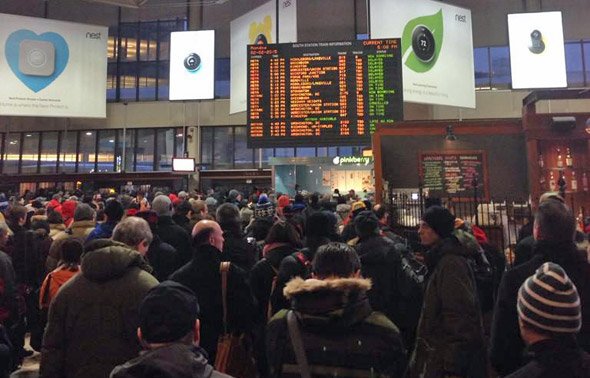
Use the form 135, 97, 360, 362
0, 13, 108, 118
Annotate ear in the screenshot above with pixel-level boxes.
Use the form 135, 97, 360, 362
193, 319, 201, 345
352, 270, 361, 278
137, 327, 143, 344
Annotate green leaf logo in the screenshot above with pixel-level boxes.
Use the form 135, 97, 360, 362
401, 9, 444, 73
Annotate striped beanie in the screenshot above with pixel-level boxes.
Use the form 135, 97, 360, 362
517, 262, 581, 335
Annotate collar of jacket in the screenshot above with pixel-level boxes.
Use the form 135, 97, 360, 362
526, 336, 581, 365
70, 220, 96, 230
157, 215, 175, 226
194, 243, 222, 262
533, 240, 580, 262
424, 235, 467, 271
82, 239, 152, 282
284, 277, 373, 328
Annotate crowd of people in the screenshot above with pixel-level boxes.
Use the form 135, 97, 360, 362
0, 186, 587, 377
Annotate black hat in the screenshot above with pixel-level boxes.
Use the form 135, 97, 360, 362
139, 281, 200, 343
421, 206, 455, 239
354, 210, 380, 239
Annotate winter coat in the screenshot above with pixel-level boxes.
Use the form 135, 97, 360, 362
145, 235, 178, 282
155, 216, 192, 269
85, 221, 117, 243
408, 236, 486, 378
169, 244, 256, 362
354, 235, 423, 349
490, 240, 590, 376
221, 229, 258, 272
6, 223, 41, 287
46, 220, 95, 272
505, 338, 590, 378
61, 201, 77, 228
110, 344, 232, 378
49, 223, 66, 239
171, 214, 193, 236
513, 235, 535, 267
39, 239, 158, 378
38, 265, 79, 309
0, 250, 17, 323
266, 277, 407, 378
34, 228, 53, 278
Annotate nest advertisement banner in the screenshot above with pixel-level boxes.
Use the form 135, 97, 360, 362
508, 12, 566, 89
370, 0, 475, 108
0, 13, 108, 118
230, 0, 297, 114
169, 30, 215, 100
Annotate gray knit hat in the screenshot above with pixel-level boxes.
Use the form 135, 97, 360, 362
517, 262, 581, 335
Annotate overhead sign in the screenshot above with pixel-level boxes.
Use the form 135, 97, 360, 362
370, 0, 475, 108
508, 12, 566, 89
332, 156, 374, 166
230, 0, 297, 114
0, 13, 108, 118
169, 30, 215, 100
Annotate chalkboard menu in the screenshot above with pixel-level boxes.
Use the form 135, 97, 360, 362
420, 151, 489, 200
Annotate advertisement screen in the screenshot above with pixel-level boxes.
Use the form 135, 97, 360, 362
169, 30, 215, 100
0, 13, 108, 118
247, 39, 403, 148
370, 0, 475, 108
172, 158, 196, 172
230, 0, 297, 114
508, 12, 566, 89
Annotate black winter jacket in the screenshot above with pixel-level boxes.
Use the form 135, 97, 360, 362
490, 240, 590, 376
221, 229, 258, 272
145, 235, 178, 282
505, 338, 590, 378
155, 216, 193, 269
110, 344, 232, 378
169, 244, 256, 362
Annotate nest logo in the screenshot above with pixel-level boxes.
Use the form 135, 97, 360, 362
401, 10, 444, 73
5, 29, 70, 93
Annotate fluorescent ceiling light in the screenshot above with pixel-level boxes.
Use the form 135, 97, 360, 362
83, 0, 149, 8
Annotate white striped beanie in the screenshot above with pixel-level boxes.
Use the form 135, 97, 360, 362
517, 262, 581, 334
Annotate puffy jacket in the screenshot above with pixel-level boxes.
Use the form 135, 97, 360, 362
40, 239, 158, 378
85, 221, 117, 243
38, 265, 79, 309
110, 344, 232, 378
408, 237, 486, 378
155, 216, 192, 269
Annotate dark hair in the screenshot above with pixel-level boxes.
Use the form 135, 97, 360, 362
193, 227, 215, 246
535, 199, 576, 242
175, 201, 193, 217
31, 220, 50, 234
306, 211, 337, 240
61, 239, 83, 265
104, 199, 124, 222
250, 217, 273, 241
312, 242, 361, 279
7, 205, 27, 225
265, 221, 302, 247
294, 194, 304, 204
309, 192, 319, 205
216, 203, 241, 234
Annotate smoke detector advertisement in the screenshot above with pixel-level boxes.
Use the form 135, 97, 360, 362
230, 0, 297, 114
370, 0, 475, 108
169, 30, 215, 100
0, 13, 107, 118
508, 12, 566, 89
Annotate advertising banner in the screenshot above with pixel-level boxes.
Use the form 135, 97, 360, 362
508, 12, 566, 89
230, 0, 297, 114
370, 0, 475, 108
0, 13, 108, 118
169, 30, 215, 100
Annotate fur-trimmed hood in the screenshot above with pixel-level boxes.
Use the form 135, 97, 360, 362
284, 277, 371, 299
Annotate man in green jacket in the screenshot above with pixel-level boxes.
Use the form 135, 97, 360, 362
40, 217, 159, 378
408, 206, 486, 378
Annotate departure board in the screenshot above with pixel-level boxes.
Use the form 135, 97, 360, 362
247, 39, 403, 148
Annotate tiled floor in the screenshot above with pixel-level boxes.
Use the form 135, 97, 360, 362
10, 337, 39, 378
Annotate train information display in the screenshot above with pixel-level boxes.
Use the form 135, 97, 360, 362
247, 39, 403, 147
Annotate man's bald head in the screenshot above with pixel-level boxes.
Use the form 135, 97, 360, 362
192, 220, 224, 251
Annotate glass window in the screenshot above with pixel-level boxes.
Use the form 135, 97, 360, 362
123, 129, 136, 172
583, 42, 590, 86
328, 147, 338, 156
138, 62, 157, 101
275, 148, 294, 158
338, 146, 353, 156
255, 148, 273, 168
119, 62, 138, 102
22, 132, 40, 174
565, 42, 584, 87
139, 22, 158, 62
157, 62, 169, 100
40, 131, 58, 174
136, 129, 155, 171
120, 23, 139, 62
158, 21, 173, 61
78, 131, 96, 173
474, 47, 491, 88
175, 128, 185, 157
107, 62, 118, 101
156, 128, 174, 171
490, 46, 511, 88
108, 28, 118, 62
97, 130, 116, 172
234, 127, 253, 169
115, 129, 124, 172
213, 127, 234, 169
3, 134, 20, 174
296, 147, 316, 157
200, 127, 213, 170
215, 58, 230, 98
59, 131, 77, 173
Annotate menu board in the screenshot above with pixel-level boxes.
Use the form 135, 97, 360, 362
420, 151, 488, 200
247, 39, 403, 147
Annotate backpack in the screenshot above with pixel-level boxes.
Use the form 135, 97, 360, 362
258, 258, 279, 321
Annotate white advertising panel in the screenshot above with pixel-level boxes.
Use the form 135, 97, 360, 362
508, 12, 566, 89
172, 158, 196, 172
169, 30, 215, 100
230, 0, 297, 114
0, 13, 107, 118
370, 0, 475, 108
